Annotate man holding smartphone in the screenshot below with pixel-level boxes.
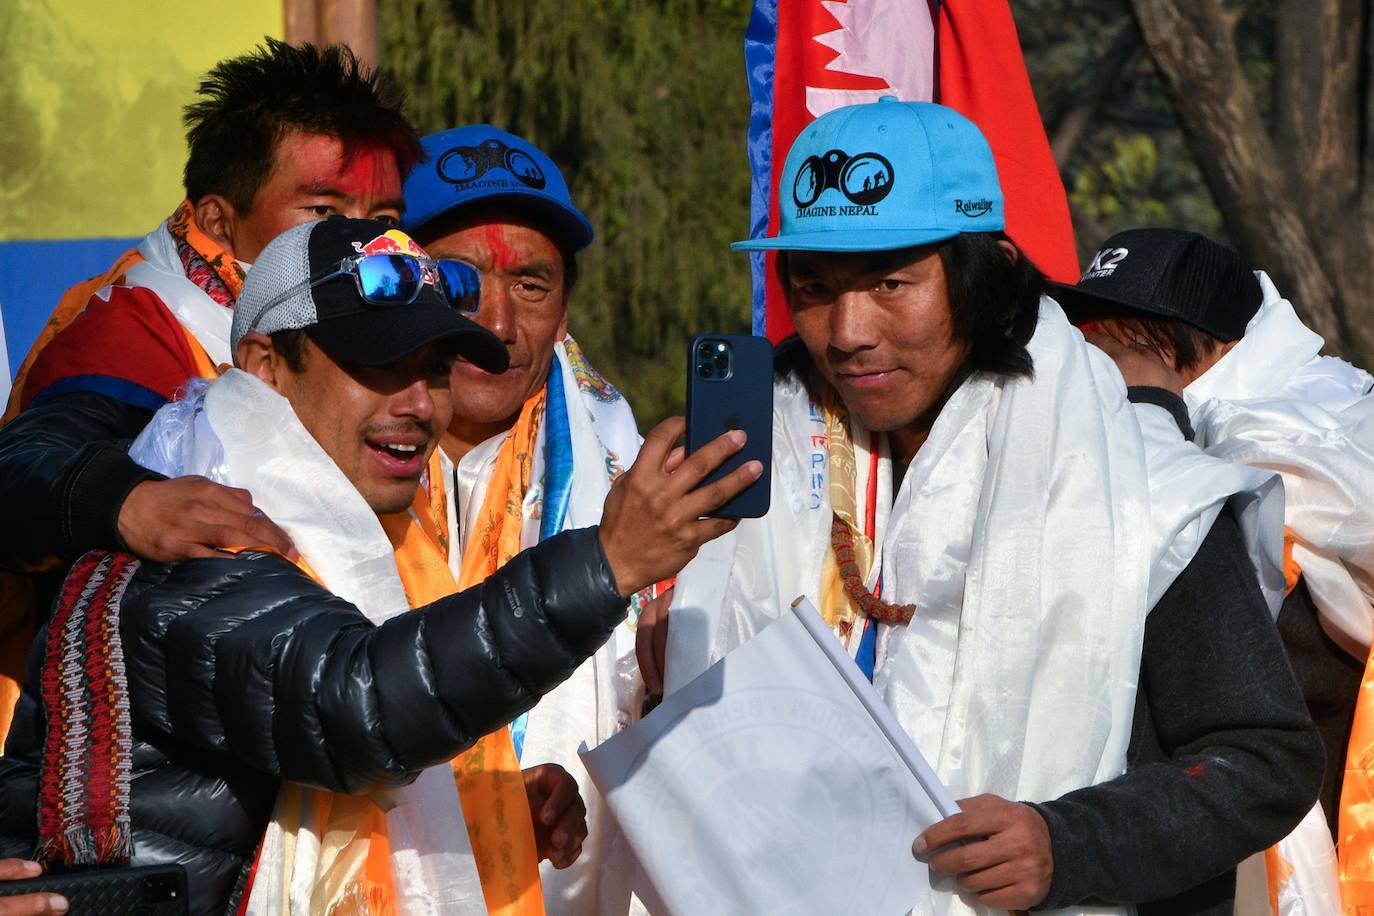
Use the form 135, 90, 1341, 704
402, 125, 654, 916
0, 219, 758, 915
650, 98, 1321, 914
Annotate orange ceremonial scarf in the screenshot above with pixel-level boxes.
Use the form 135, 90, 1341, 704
254, 452, 542, 915
1341, 594, 1374, 911
452, 393, 549, 914
1271, 527, 1374, 914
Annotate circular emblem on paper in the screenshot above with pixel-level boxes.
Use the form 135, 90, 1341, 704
616, 688, 909, 915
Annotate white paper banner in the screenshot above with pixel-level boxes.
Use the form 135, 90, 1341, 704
582, 599, 958, 916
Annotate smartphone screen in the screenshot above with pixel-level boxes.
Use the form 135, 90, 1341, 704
685, 334, 773, 518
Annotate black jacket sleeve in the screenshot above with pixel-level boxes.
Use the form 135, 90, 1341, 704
121, 526, 627, 794
0, 391, 162, 570
1033, 511, 1323, 908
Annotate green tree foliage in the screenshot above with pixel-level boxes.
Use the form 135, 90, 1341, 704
380, 1, 1297, 423
1012, 0, 1276, 260
380, 0, 753, 425
1012, 0, 1223, 259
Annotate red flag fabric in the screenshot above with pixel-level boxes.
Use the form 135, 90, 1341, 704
936, 0, 1080, 282
747, 1, 1079, 340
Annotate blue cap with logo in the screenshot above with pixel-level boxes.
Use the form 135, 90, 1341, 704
402, 125, 595, 252
734, 98, 1004, 252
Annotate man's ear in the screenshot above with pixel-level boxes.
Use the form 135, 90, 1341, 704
194, 194, 239, 260
236, 332, 285, 391
997, 238, 1020, 265
556, 298, 569, 342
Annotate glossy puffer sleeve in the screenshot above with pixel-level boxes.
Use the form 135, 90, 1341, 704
120, 526, 626, 794
0, 392, 161, 571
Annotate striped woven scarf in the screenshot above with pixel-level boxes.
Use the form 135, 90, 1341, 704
36, 550, 141, 868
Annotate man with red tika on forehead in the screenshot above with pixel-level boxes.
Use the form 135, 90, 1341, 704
402, 127, 657, 916
0, 40, 421, 742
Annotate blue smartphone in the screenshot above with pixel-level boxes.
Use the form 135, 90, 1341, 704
685, 334, 773, 519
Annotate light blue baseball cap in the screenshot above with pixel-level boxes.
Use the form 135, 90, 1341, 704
734, 98, 1004, 252
402, 125, 594, 252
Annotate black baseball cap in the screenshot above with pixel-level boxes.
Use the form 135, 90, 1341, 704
231, 218, 510, 371
1051, 228, 1262, 342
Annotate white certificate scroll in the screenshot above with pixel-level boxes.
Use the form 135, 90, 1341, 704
581, 598, 959, 916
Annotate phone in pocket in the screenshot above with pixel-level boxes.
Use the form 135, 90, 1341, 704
0, 863, 189, 915
685, 333, 773, 519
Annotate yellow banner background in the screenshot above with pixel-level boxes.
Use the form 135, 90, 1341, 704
1, 1, 283, 241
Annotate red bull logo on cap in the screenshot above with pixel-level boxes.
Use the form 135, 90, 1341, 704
352, 230, 440, 287
353, 228, 426, 258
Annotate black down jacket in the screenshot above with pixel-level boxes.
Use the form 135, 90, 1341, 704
0, 527, 627, 916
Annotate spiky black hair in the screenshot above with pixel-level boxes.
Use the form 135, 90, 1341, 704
182, 38, 422, 211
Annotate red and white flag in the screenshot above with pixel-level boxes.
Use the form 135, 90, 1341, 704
746, 0, 1078, 340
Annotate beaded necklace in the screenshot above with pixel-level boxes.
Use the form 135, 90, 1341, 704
830, 514, 916, 625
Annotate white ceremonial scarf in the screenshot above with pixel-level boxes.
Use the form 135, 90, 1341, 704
447, 337, 647, 916
130, 371, 487, 916
1187, 270, 1374, 659
669, 299, 1281, 916
1185, 271, 1371, 915
125, 221, 235, 367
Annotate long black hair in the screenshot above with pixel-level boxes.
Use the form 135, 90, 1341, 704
938, 232, 1042, 378
773, 231, 1044, 381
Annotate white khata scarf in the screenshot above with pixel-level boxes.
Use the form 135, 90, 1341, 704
1187, 270, 1374, 658
126, 221, 235, 367
1185, 271, 1371, 916
668, 299, 1281, 916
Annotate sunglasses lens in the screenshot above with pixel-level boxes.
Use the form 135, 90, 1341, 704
356, 254, 423, 304
437, 260, 482, 314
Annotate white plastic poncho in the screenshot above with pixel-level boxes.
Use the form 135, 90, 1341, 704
668, 299, 1282, 916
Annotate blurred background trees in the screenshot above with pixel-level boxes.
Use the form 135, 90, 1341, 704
382, 0, 754, 421
380, 0, 1374, 425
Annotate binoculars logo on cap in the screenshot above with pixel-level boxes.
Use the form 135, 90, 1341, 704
437, 137, 547, 190
792, 148, 894, 211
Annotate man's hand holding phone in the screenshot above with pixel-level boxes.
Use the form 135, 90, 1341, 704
599, 417, 761, 598
685, 334, 773, 518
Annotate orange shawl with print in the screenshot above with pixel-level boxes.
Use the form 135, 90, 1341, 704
452, 394, 549, 914
278, 453, 542, 915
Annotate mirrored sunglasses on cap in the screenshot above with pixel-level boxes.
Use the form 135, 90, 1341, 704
249, 252, 482, 334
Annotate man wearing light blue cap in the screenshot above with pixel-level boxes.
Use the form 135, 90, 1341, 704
655, 99, 1319, 914
403, 125, 653, 916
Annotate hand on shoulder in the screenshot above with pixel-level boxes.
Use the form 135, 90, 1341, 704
118, 476, 295, 563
